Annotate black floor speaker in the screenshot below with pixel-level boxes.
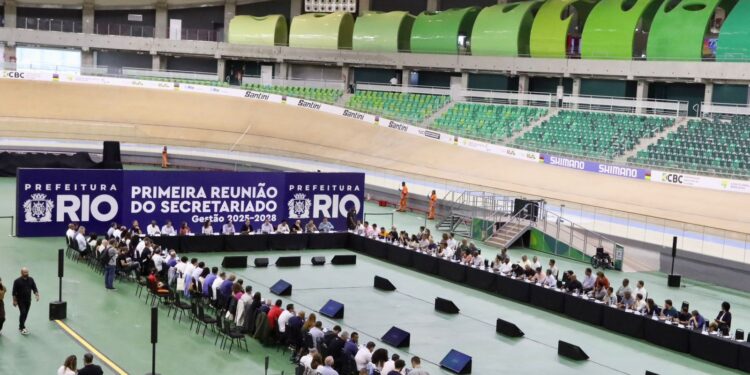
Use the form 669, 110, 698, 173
49, 301, 67, 320
319, 300, 344, 319
221, 256, 247, 268
668, 274, 681, 287
101, 141, 122, 169
254, 258, 269, 267
645, 371, 659, 375
496, 318, 524, 337
435, 297, 460, 314
312, 256, 326, 266
374, 276, 396, 291
276, 256, 301, 267
270, 280, 292, 296
381, 326, 410, 347
558, 340, 589, 360
331, 255, 356, 265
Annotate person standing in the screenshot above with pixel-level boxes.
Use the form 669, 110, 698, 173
346, 206, 357, 231
76, 353, 103, 375
0, 277, 6, 334
428, 190, 437, 220
12, 268, 39, 335
104, 244, 118, 291
161, 146, 169, 168
397, 181, 409, 212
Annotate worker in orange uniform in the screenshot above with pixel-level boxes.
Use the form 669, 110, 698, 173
398, 181, 409, 212
428, 190, 437, 220
161, 146, 169, 168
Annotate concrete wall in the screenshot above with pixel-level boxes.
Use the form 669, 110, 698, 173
95, 50, 152, 70
94, 9, 156, 28
165, 56, 217, 73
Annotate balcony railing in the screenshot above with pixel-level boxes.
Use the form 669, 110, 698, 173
17, 16, 82, 33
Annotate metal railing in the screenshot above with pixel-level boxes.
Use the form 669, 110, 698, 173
563, 94, 688, 117
242, 75, 346, 90
485, 202, 535, 245
121, 67, 217, 81
441, 190, 513, 222
16, 16, 82, 33
700, 101, 750, 118
539, 207, 618, 259
461, 88, 555, 108
179, 27, 222, 42
94, 23, 155, 38
355, 82, 452, 96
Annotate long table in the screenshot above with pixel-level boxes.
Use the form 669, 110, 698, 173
148, 232, 748, 372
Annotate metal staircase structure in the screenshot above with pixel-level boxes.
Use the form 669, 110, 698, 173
436, 191, 513, 238
484, 203, 535, 249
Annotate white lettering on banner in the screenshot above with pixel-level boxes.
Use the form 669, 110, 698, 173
56, 195, 118, 222
598, 165, 639, 178
549, 156, 585, 170
297, 99, 322, 110
288, 184, 360, 192
342, 109, 365, 121
24, 183, 118, 192
312, 194, 360, 219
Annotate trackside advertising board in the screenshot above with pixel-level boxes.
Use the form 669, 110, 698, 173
16, 169, 365, 237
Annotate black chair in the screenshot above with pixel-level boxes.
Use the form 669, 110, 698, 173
135, 276, 148, 298
217, 317, 248, 354
169, 291, 192, 323
195, 304, 217, 337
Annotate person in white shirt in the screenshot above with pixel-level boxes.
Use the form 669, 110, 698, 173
66, 223, 77, 242
147, 220, 161, 236
634, 280, 648, 299
161, 220, 176, 236
183, 258, 197, 281
471, 252, 484, 267
309, 321, 325, 344
355, 221, 365, 235
381, 354, 399, 375
278, 304, 295, 333
152, 249, 165, 273
544, 269, 558, 287
135, 238, 147, 259
532, 256, 542, 270
499, 258, 513, 276
318, 218, 334, 233
57, 355, 77, 375
261, 219, 275, 234
106, 222, 117, 238
201, 220, 214, 235
300, 348, 319, 369
75, 227, 88, 255
191, 261, 204, 281
519, 255, 532, 269
365, 223, 376, 238
355, 342, 375, 371
632, 293, 647, 313
447, 233, 458, 250
222, 219, 236, 235
318, 357, 339, 375
276, 220, 290, 234
582, 268, 596, 293
548, 259, 559, 279
211, 272, 225, 301
113, 226, 125, 240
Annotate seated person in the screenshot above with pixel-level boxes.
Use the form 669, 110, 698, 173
462, 251, 474, 265
531, 267, 545, 283
594, 271, 610, 291
548, 259, 559, 280
632, 293, 647, 313
377, 226, 388, 239
260, 219, 274, 234
471, 251, 484, 267
660, 299, 679, 320
677, 304, 692, 325
147, 220, 161, 236
714, 301, 732, 335
276, 220, 291, 234
418, 235, 430, 251
490, 255, 503, 270
117, 247, 140, 278
510, 264, 525, 278
617, 291, 635, 309
689, 310, 706, 330
498, 258, 513, 276
179, 222, 191, 235
581, 268, 595, 293
592, 285, 607, 300
616, 279, 631, 301
222, 219, 236, 235
318, 218, 334, 233
523, 265, 536, 279
291, 220, 303, 233
708, 321, 720, 334
436, 243, 448, 258
644, 298, 661, 316
147, 269, 170, 296
161, 221, 176, 236
565, 274, 583, 294
305, 220, 317, 233
543, 269, 557, 288
426, 240, 438, 253
407, 235, 419, 249
388, 226, 399, 242
354, 220, 365, 235
240, 219, 253, 234
365, 223, 377, 238
201, 220, 214, 235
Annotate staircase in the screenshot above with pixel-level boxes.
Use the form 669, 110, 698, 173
422, 101, 457, 127
485, 219, 531, 249
504, 107, 559, 145
615, 116, 688, 163
435, 191, 514, 239
436, 211, 472, 237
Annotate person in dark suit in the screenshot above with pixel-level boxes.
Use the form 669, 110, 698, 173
346, 207, 357, 231
714, 301, 732, 335
76, 353, 103, 375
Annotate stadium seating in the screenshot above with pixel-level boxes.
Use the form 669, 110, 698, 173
513, 111, 674, 160
432, 102, 547, 142
346, 91, 450, 123
242, 83, 343, 104
629, 116, 750, 177
139, 76, 230, 87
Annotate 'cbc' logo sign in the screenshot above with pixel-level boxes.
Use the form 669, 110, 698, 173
5, 71, 25, 79
662, 173, 684, 184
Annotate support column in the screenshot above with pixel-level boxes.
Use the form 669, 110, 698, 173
358, 0, 371, 16
82, 50, 94, 68
341, 65, 351, 92
82, 0, 95, 34
275, 62, 289, 80
155, 0, 168, 39
4, 44, 17, 65
217, 58, 226, 82
518, 75, 529, 106
636, 80, 649, 114
290, 0, 303, 19
4, 0, 17, 29
402, 69, 411, 87
571, 78, 581, 109
704, 82, 714, 106
426, 0, 441, 12
151, 54, 165, 71
223, 0, 236, 43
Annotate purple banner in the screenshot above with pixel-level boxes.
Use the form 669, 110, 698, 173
540, 154, 651, 180
16, 169, 365, 237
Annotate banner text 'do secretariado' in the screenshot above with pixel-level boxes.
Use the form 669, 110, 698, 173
16, 169, 365, 237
